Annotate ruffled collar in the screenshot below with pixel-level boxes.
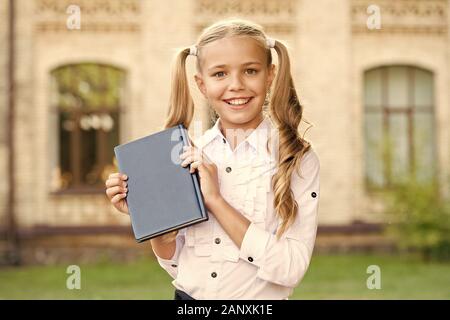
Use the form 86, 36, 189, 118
194, 115, 278, 160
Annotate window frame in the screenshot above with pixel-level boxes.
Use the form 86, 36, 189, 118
49, 63, 125, 195
363, 65, 437, 193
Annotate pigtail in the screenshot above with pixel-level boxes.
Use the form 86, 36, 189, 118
159, 47, 195, 244
164, 47, 195, 129
269, 40, 311, 239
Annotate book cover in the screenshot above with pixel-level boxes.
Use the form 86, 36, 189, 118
114, 125, 208, 242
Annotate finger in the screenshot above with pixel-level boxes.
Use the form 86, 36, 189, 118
181, 153, 204, 167
180, 148, 198, 162
181, 155, 194, 167
179, 149, 194, 160
108, 173, 128, 180
105, 178, 122, 188
111, 193, 127, 204
190, 160, 202, 173
189, 160, 204, 173
106, 186, 127, 198
106, 186, 119, 198
184, 145, 212, 165
108, 172, 121, 179
106, 178, 127, 188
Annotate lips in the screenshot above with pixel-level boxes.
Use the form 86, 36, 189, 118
223, 97, 254, 109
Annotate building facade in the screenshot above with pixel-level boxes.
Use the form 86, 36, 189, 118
1, 0, 449, 263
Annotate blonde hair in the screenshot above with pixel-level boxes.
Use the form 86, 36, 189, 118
162, 18, 311, 243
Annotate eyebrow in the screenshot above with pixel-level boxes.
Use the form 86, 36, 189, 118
207, 61, 262, 72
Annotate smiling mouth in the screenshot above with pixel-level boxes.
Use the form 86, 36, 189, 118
223, 97, 254, 107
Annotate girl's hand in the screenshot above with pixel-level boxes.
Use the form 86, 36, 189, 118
180, 145, 222, 210
105, 173, 129, 214
106, 173, 178, 244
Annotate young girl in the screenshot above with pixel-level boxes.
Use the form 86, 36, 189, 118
105, 18, 320, 300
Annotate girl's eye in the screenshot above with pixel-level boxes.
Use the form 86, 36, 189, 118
213, 71, 225, 78
246, 69, 258, 75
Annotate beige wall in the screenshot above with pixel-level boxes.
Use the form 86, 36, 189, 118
296, 0, 354, 224
0, 0, 8, 225
1, 0, 449, 233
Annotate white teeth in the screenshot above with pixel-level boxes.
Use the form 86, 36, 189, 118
227, 98, 251, 105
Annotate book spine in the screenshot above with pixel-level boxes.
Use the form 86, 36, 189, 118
178, 125, 208, 219
178, 124, 191, 147
113, 146, 123, 173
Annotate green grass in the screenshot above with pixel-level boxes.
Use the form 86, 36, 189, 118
0, 254, 448, 299
294, 254, 449, 299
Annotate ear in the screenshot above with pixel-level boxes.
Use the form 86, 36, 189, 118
194, 73, 207, 98
267, 64, 275, 89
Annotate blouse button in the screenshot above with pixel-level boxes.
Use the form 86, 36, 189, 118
222, 138, 226, 144
226, 167, 232, 173
214, 238, 221, 244
311, 192, 317, 198
248, 257, 254, 262
211, 272, 217, 278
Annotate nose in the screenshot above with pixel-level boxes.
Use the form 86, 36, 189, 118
228, 73, 245, 91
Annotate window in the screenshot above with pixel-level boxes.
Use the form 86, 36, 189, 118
364, 66, 436, 190
50, 63, 125, 192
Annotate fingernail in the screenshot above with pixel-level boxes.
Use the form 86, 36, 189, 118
123, 174, 128, 179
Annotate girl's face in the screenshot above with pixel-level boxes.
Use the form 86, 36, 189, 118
195, 36, 275, 131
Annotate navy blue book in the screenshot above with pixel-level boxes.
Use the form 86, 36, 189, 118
114, 125, 208, 242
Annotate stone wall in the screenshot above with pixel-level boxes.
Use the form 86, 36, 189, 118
0, 0, 449, 263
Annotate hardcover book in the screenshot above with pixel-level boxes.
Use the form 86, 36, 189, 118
114, 125, 208, 242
